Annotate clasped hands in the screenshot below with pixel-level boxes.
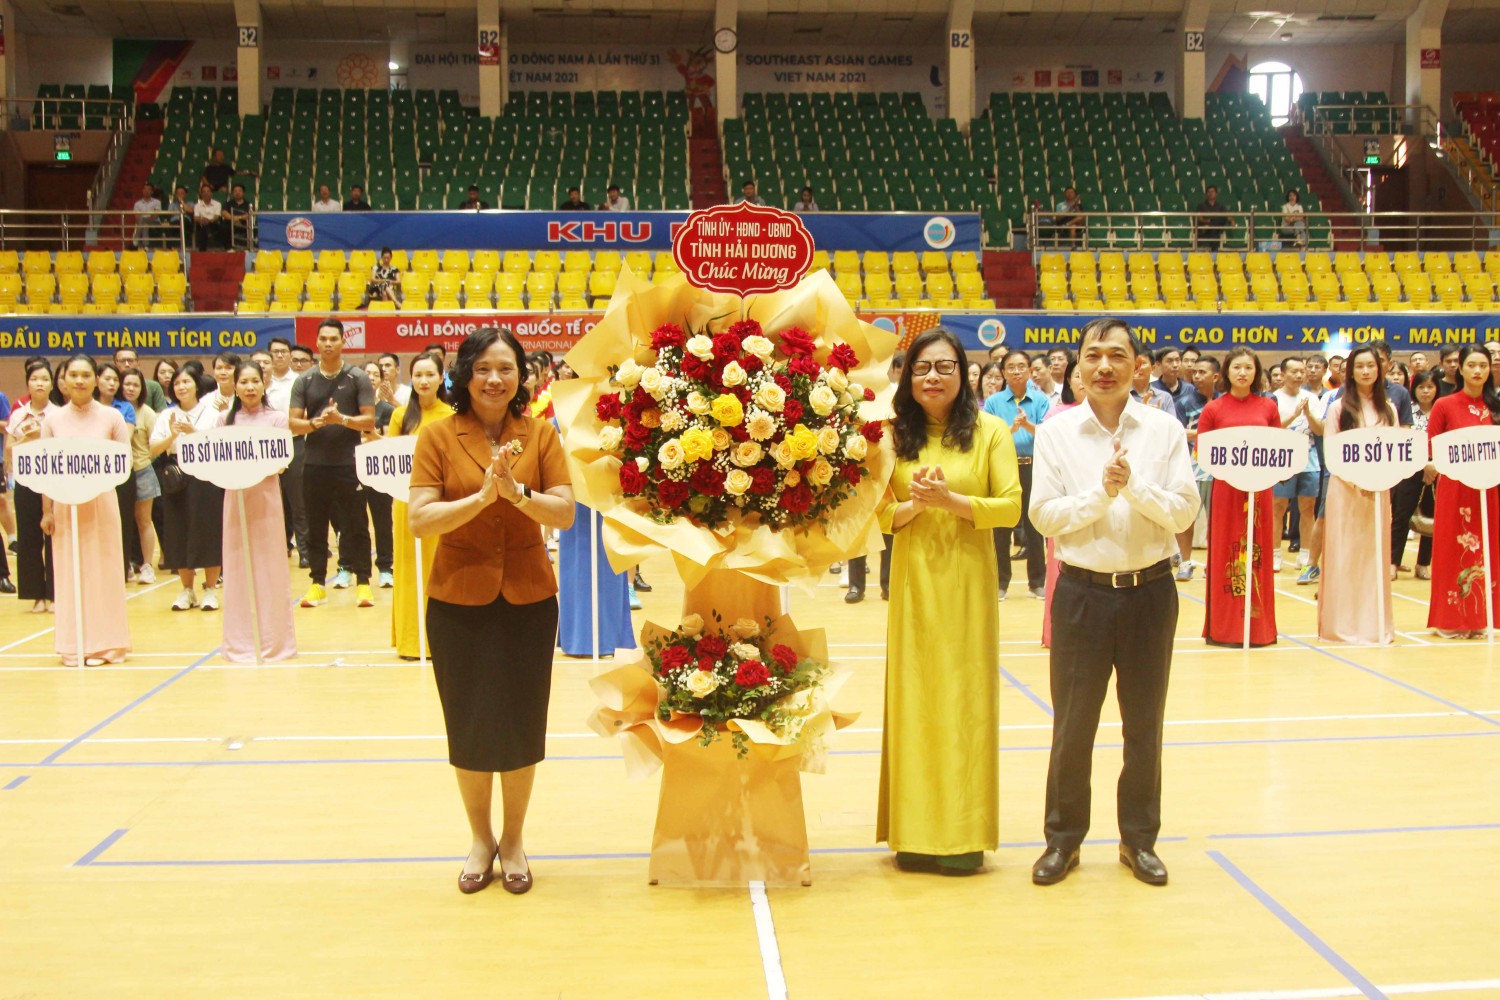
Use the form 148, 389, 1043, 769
1103, 437, 1131, 497
477, 446, 525, 506
907, 464, 958, 514
309, 404, 344, 430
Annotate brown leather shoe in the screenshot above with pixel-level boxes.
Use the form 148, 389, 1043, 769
500, 854, 533, 895
458, 846, 498, 894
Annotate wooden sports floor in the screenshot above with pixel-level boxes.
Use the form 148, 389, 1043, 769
2, 545, 1498, 1000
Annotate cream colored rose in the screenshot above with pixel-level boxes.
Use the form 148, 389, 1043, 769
746, 409, 778, 442
730, 642, 760, 661
848, 380, 866, 399
598, 425, 624, 452
825, 367, 850, 394
658, 438, 686, 470
686, 391, 712, 415
783, 470, 802, 487
727, 617, 761, 640
731, 441, 764, 467
769, 441, 795, 468
724, 469, 753, 496
753, 382, 786, 412
679, 613, 705, 637
815, 425, 841, 455
639, 366, 667, 398
686, 334, 715, 361
808, 457, 835, 487
685, 670, 720, 697
711, 428, 732, 452
721, 361, 747, 387
660, 409, 687, 433
614, 358, 643, 389
635, 456, 650, 471
844, 434, 869, 461
808, 384, 838, 417
742, 335, 775, 359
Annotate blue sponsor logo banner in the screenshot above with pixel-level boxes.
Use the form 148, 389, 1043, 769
0, 316, 294, 357
256, 211, 981, 254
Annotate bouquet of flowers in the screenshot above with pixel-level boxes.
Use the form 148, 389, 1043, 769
597, 318, 884, 532
646, 611, 826, 755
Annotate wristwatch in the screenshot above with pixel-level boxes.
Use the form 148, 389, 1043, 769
512, 484, 533, 507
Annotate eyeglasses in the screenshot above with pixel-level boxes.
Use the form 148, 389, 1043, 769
910, 360, 958, 377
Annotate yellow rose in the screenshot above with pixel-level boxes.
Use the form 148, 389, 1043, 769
686, 670, 720, 697
808, 457, 835, 487
709, 393, 745, 427
680, 427, 714, 463
753, 382, 786, 412
598, 425, 623, 452
730, 642, 760, 660
787, 423, 819, 461
661, 409, 687, 433
727, 617, 761, 640
769, 441, 796, 468
686, 391, 712, 415
721, 361, 747, 387
639, 408, 662, 429
686, 334, 715, 361
742, 335, 775, 359
724, 469, 753, 496
657, 438, 686, 470
614, 358, 643, 389
711, 427, 732, 451
825, 367, 850, 394
746, 409, 778, 441
783, 470, 802, 487
679, 613, 705, 637
639, 367, 667, 398
843, 434, 869, 461
731, 441, 764, 467
808, 384, 838, 417
815, 425, 841, 455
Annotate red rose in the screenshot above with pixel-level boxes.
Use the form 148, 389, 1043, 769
618, 463, 646, 494
841, 463, 862, 485
773, 372, 793, 393
697, 635, 728, 659
789, 356, 821, 377
625, 394, 652, 420
712, 331, 742, 360
596, 393, 622, 421
651, 324, 686, 349
749, 467, 777, 495
624, 422, 652, 449
828, 343, 859, 371
728, 424, 751, 442
689, 464, 726, 495
743, 355, 765, 374
658, 480, 691, 509
734, 660, 771, 687
861, 421, 884, 444
728, 319, 762, 341
771, 643, 799, 672
863, 386, 876, 401
697, 656, 717, 672
660, 645, 692, 672
779, 327, 816, 357
681, 355, 710, 381
779, 483, 813, 514
783, 399, 805, 423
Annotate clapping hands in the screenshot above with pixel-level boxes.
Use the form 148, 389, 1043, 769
1103, 437, 1131, 497
907, 464, 953, 513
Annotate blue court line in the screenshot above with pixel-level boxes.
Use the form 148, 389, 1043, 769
1178, 592, 1500, 730
4, 775, 29, 789
74, 828, 129, 867
999, 665, 1055, 717
40, 648, 221, 766
1208, 850, 1389, 1000
1209, 821, 1500, 840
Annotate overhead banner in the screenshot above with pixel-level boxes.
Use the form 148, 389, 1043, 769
0, 316, 293, 357
255, 211, 982, 255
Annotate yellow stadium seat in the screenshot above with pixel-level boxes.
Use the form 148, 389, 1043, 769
124, 273, 154, 308
1273, 252, 1302, 276
1251, 273, 1280, 306
241, 273, 271, 311
284, 250, 315, 276
1341, 271, 1371, 304
1282, 272, 1311, 306
1372, 272, 1402, 304
156, 273, 187, 308
1434, 273, 1464, 308
348, 250, 377, 275
1042, 297, 1073, 311
1303, 252, 1332, 276
863, 252, 890, 275
1391, 251, 1420, 275
1312, 272, 1342, 306
965, 297, 997, 309
919, 251, 948, 274
563, 250, 592, 273
150, 302, 182, 315
301, 301, 330, 314
526, 271, 557, 304
1075, 297, 1104, 312
1069, 268, 1098, 302
1400, 273, 1433, 306
1364, 252, 1392, 275
388, 250, 410, 271
0, 273, 23, 308
304, 272, 336, 306
1157, 252, 1186, 279
1038, 252, 1065, 274
557, 271, 587, 299
1132, 271, 1160, 303
623, 251, 652, 276
1464, 271, 1494, 305
441, 250, 471, 275
1186, 252, 1214, 276
835, 271, 862, 302
471, 250, 502, 274
533, 251, 562, 274
1160, 273, 1189, 307
1424, 252, 1452, 275
316, 250, 347, 275
1097, 252, 1125, 275
432, 292, 461, 311
53, 251, 83, 276
1220, 273, 1249, 306
833, 250, 861, 274
1127, 252, 1154, 276
1453, 251, 1481, 275
86, 251, 116, 276
502, 250, 532, 275
496, 295, 525, 311
432, 271, 461, 299
1039, 272, 1067, 301
1216, 254, 1245, 280
589, 270, 618, 299
653, 253, 678, 275
559, 295, 589, 311
593, 251, 621, 273
463, 271, 494, 309
368, 300, 397, 313
864, 272, 894, 300
91, 273, 121, 308
117, 250, 148, 277
409, 250, 440, 275
1068, 251, 1095, 276
273, 272, 305, 307
497, 273, 525, 299
399, 272, 431, 308
22, 251, 52, 276
0, 250, 18, 274
1100, 272, 1130, 307
894, 273, 923, 301
926, 274, 954, 300
253, 250, 284, 276
1333, 252, 1362, 274
1190, 273, 1218, 304
337, 272, 366, 311
955, 272, 985, 299
24, 273, 56, 306
951, 251, 979, 274
808, 250, 830, 273
1245, 252, 1273, 275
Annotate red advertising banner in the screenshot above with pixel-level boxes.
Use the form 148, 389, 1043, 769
671, 202, 814, 296
1421, 48, 1441, 69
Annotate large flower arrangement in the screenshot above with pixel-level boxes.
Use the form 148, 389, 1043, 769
596, 317, 884, 532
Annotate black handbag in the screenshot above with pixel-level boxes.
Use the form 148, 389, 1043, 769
158, 455, 186, 495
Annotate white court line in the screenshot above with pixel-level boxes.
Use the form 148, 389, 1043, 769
1274, 587, 1318, 608
0, 579, 174, 653
1393, 591, 1431, 607
747, 882, 789, 1000
1085, 976, 1500, 1000
1395, 631, 1433, 646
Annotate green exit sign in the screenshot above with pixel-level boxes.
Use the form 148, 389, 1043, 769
1364, 154, 1380, 165
54, 150, 72, 161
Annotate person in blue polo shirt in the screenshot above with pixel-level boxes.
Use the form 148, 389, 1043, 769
983, 349, 1050, 599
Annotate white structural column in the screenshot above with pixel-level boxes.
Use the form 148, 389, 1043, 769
715, 0, 738, 124
1176, 0, 1209, 120
946, 0, 975, 126
479, 0, 503, 118
233, 0, 263, 117
1404, 0, 1448, 111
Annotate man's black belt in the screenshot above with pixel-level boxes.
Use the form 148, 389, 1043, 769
1059, 559, 1173, 589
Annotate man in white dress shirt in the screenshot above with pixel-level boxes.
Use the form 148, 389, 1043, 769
1028, 317, 1201, 888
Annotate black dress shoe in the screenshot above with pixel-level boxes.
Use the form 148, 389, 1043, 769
1031, 846, 1079, 885
298, 556, 309, 569
1119, 845, 1168, 885
880, 587, 889, 601
632, 571, 652, 593
844, 587, 864, 604
0, 577, 14, 595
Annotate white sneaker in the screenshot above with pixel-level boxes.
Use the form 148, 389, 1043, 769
331, 569, 354, 589
1175, 560, 1194, 582
1273, 550, 1283, 572
171, 588, 197, 611
200, 588, 220, 611
137, 564, 157, 585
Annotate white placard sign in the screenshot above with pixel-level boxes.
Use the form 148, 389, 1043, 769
1197, 427, 1310, 493
1324, 427, 1429, 492
12, 439, 132, 503
176, 426, 294, 490
1430, 426, 1500, 491
356, 436, 419, 502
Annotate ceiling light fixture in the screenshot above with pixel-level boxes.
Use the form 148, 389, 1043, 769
388, 60, 399, 71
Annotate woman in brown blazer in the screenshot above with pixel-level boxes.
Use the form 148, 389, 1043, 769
409, 327, 575, 895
